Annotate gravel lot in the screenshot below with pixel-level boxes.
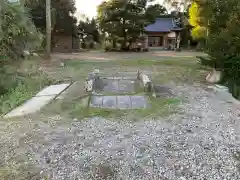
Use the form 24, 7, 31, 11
1, 83, 240, 180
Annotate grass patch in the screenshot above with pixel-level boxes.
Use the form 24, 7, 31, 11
0, 59, 56, 116
42, 55, 202, 120
116, 58, 198, 68
65, 57, 199, 69
0, 73, 53, 115
130, 96, 181, 119
151, 65, 207, 84
45, 94, 181, 120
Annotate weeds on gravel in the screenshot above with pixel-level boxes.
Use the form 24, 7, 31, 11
131, 96, 181, 119
64, 58, 207, 85
44, 93, 181, 120
64, 58, 199, 69
0, 158, 41, 180
0, 68, 53, 116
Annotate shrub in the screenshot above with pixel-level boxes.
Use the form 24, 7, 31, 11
89, 42, 94, 49
0, 1, 42, 62
103, 41, 112, 51
198, 0, 240, 98
143, 48, 149, 52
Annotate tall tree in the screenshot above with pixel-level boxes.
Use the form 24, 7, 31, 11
97, 0, 167, 49
189, 1, 206, 41
78, 18, 100, 42
25, 0, 77, 36
0, 0, 42, 61
45, 0, 51, 58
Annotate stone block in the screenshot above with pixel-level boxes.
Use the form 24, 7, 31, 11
90, 96, 103, 107
102, 96, 117, 109
117, 96, 131, 109
4, 95, 55, 118
36, 84, 70, 96
131, 96, 147, 109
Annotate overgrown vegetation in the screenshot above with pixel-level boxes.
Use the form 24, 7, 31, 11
0, 64, 53, 115
0, 1, 42, 60
195, 0, 240, 98
45, 94, 181, 120
0, 1, 51, 115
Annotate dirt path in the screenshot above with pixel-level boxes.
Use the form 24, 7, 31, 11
50, 50, 206, 62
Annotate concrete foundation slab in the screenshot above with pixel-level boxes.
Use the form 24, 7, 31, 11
4, 95, 55, 118
90, 95, 148, 109
131, 96, 148, 109
91, 96, 103, 107
117, 96, 131, 109
36, 83, 70, 96
102, 96, 117, 109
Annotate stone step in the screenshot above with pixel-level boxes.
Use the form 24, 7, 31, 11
90, 95, 148, 109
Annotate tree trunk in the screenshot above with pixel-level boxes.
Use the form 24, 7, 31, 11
45, 0, 51, 59
112, 37, 116, 49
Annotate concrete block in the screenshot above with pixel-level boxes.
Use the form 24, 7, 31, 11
4, 95, 55, 118
36, 84, 70, 96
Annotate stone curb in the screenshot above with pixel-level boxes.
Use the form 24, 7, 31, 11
84, 69, 100, 93
137, 70, 156, 96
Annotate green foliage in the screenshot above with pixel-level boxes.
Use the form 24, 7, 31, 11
78, 18, 100, 44
25, 0, 77, 36
198, 0, 240, 98
189, 1, 206, 41
97, 0, 167, 49
0, 67, 53, 115
103, 41, 112, 51
0, 1, 42, 61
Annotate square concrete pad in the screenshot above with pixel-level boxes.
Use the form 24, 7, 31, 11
36, 83, 70, 96
90, 95, 148, 109
117, 96, 131, 109
118, 80, 135, 93
102, 79, 119, 93
95, 78, 136, 93
131, 96, 147, 109
102, 96, 117, 109
4, 95, 55, 118
91, 96, 103, 107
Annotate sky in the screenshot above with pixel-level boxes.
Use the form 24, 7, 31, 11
75, 0, 103, 20
75, 0, 166, 20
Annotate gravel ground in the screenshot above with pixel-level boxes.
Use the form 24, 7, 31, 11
1, 83, 240, 180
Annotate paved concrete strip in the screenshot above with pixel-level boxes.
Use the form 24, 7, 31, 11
36, 83, 70, 96
4, 95, 55, 118
4, 83, 72, 118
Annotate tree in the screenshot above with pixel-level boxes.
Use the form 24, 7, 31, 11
0, 0, 42, 95
0, 0, 42, 61
45, 0, 51, 58
97, 0, 167, 50
197, 0, 240, 97
25, 0, 77, 48
78, 18, 100, 43
189, 1, 206, 41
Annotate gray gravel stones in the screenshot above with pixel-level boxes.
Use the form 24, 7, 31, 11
2, 83, 240, 180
